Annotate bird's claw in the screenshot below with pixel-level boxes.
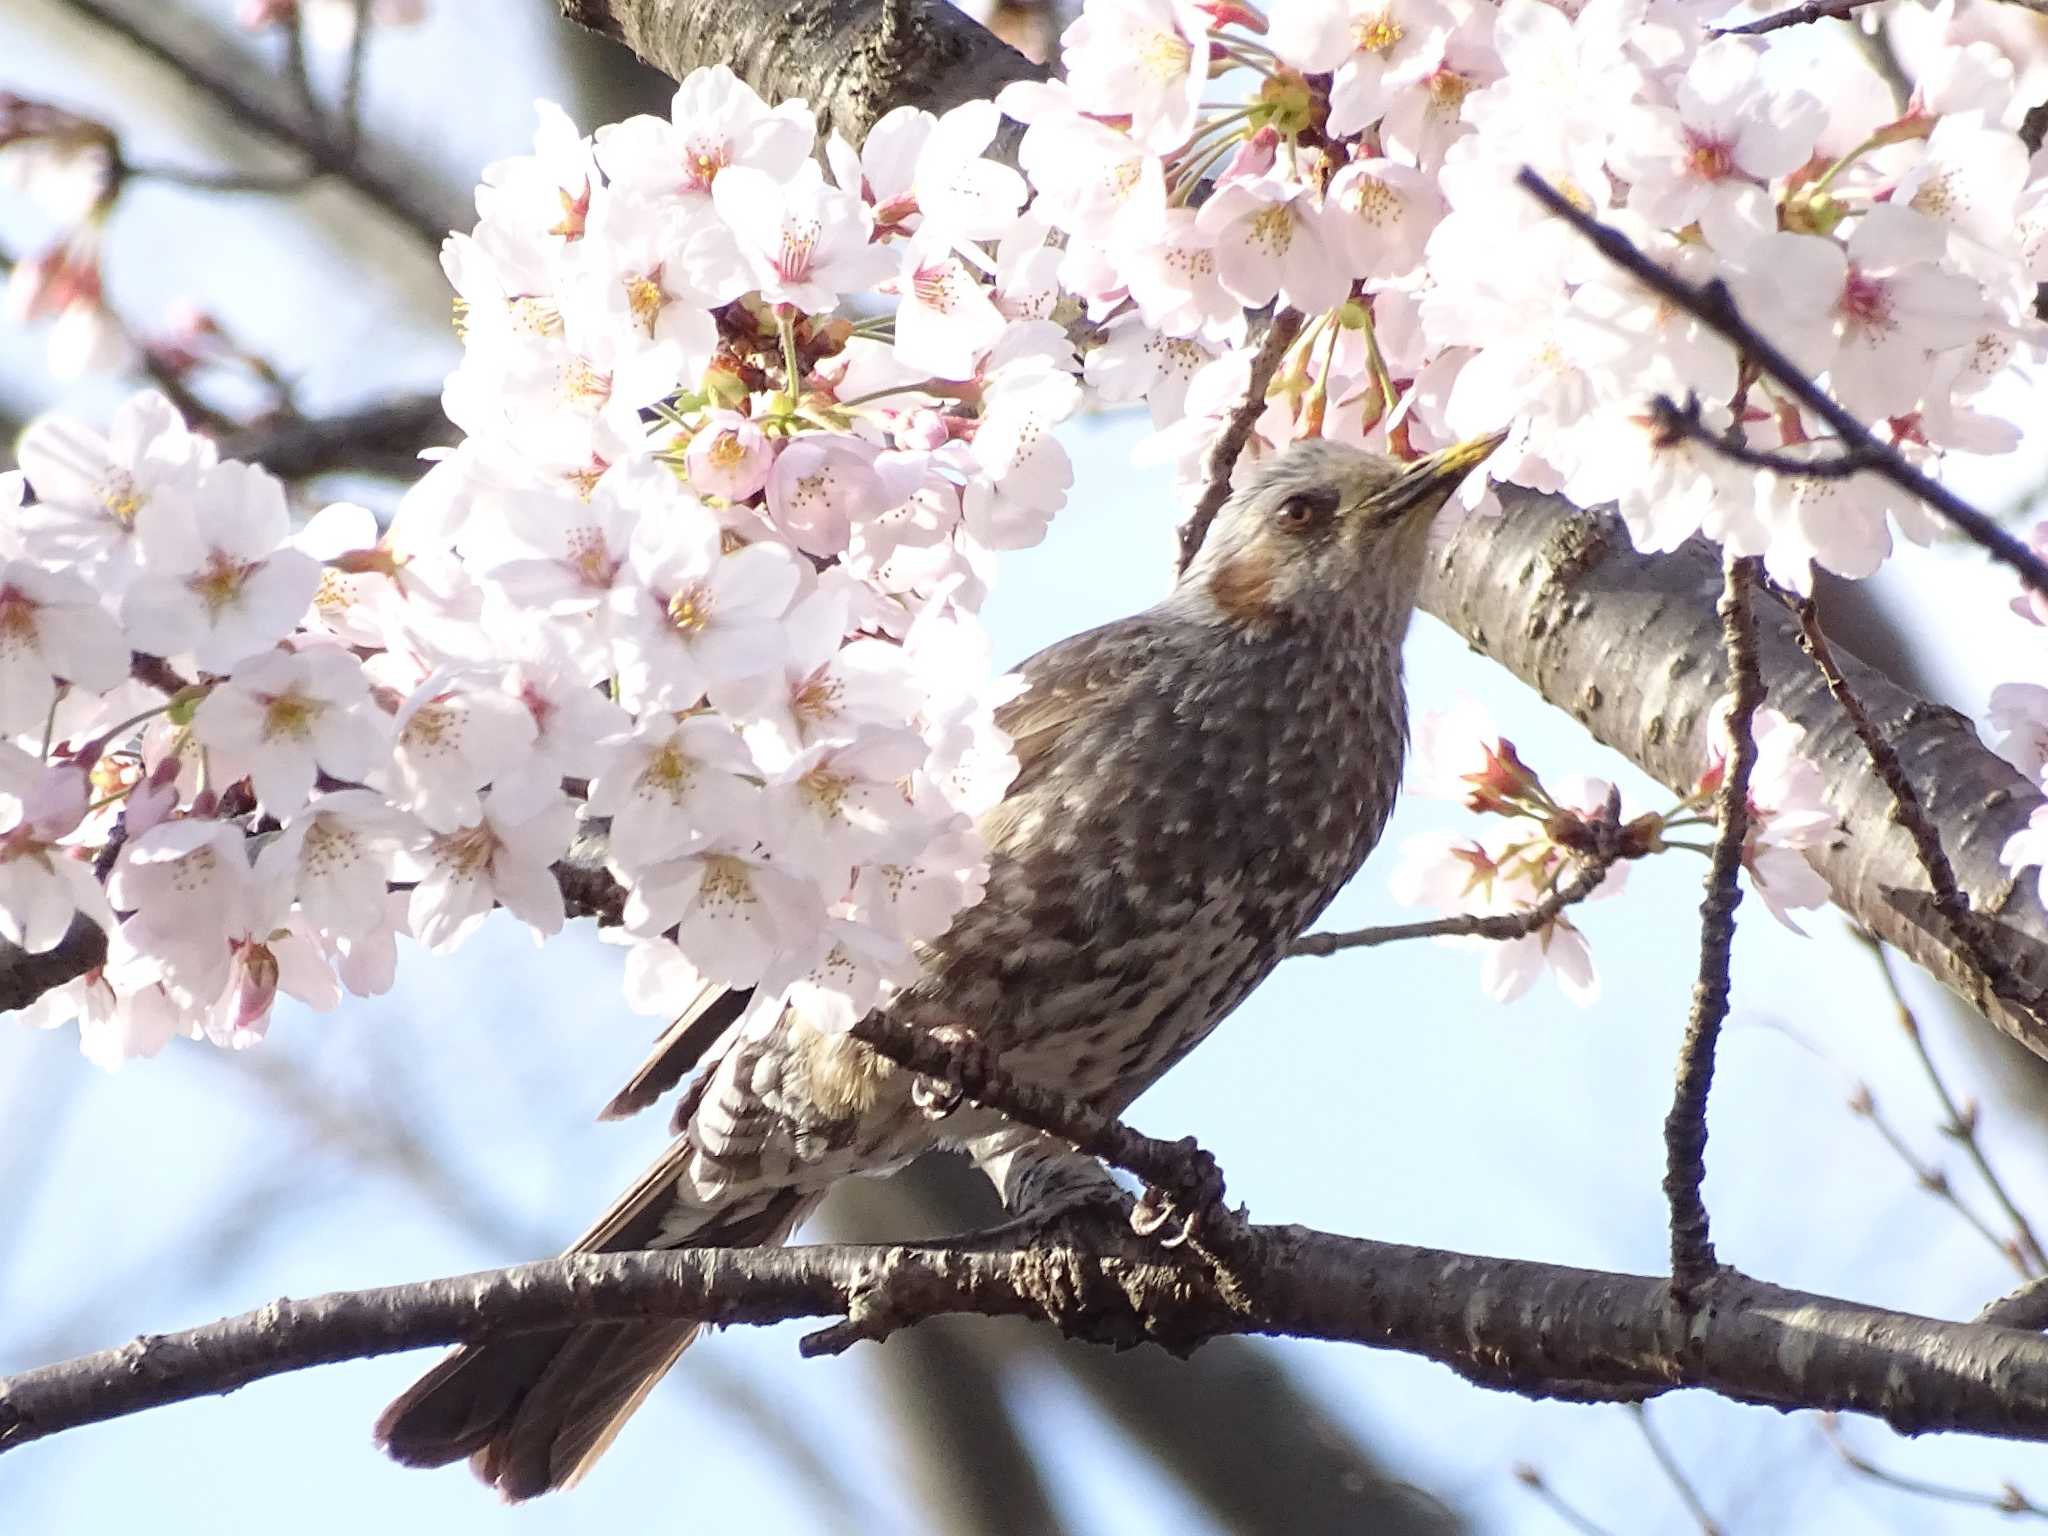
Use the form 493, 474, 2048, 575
1132, 1139, 1229, 1249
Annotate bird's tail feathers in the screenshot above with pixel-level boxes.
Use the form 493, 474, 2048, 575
375, 1179, 815, 1500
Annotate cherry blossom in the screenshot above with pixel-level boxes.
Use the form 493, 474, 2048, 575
190, 646, 384, 815
0, 750, 109, 953
1197, 172, 1352, 314
0, 558, 129, 735
376, 669, 539, 833
13, 388, 213, 594
120, 460, 320, 673
254, 790, 417, 945
400, 789, 577, 952
1061, 0, 1209, 154
683, 410, 772, 502
620, 840, 827, 988
712, 160, 890, 312
587, 713, 765, 869
609, 508, 802, 708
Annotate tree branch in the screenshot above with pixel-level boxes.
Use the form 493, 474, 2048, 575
214, 393, 448, 481
1517, 169, 2048, 607
848, 1013, 1237, 1244
1419, 487, 2048, 1067
1796, 606, 2048, 1034
1290, 799, 1623, 958
1177, 309, 1302, 573
57, 0, 461, 249
1711, 0, 1884, 36
13, 1223, 2048, 1453
1664, 554, 1761, 1289
556, 0, 1047, 145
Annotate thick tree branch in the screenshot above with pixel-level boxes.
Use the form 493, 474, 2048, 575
214, 394, 448, 481
13, 1225, 2048, 1452
1798, 608, 2048, 1034
0, 915, 106, 1015
557, 0, 1047, 145
1421, 492, 2048, 1065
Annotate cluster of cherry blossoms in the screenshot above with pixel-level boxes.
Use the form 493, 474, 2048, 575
0, 65, 1095, 1068
1392, 698, 1835, 1002
999, 0, 2048, 592
17, 0, 2048, 1056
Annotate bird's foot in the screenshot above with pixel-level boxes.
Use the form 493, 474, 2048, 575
1132, 1137, 1237, 1250
965, 1181, 1137, 1250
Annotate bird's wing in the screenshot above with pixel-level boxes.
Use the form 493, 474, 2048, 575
994, 616, 1158, 798
597, 982, 752, 1122
598, 618, 1158, 1120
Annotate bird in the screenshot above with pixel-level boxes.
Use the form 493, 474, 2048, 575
374, 430, 1502, 1499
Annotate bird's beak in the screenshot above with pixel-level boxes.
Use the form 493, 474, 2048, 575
1385, 429, 1507, 519
1425, 429, 1508, 481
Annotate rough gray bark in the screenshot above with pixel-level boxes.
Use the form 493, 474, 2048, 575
557, 0, 1046, 145
12, 1221, 2048, 1454
1425, 493, 2048, 1058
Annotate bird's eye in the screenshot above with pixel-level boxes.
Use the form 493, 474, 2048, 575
1273, 486, 1341, 534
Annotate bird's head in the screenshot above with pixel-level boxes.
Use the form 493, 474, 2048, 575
1180, 433, 1504, 631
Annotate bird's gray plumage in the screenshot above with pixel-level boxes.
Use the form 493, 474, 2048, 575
375, 433, 1498, 1498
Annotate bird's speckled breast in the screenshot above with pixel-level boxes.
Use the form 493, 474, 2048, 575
902, 599, 1411, 1107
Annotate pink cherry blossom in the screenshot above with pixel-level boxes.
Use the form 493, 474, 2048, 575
609, 506, 802, 708
713, 160, 891, 311
120, 460, 320, 673
400, 789, 576, 952
684, 410, 772, 502
0, 559, 129, 735
766, 433, 888, 555
376, 668, 539, 833
1196, 172, 1352, 313
1061, 0, 1210, 154
588, 713, 765, 868
14, 389, 213, 594
620, 839, 828, 988
191, 646, 385, 815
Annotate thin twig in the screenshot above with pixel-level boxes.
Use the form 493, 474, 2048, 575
1819, 1415, 2048, 1519
59, 0, 450, 248
1175, 309, 1304, 575
1628, 1404, 1723, 1535
281, 9, 325, 138
1862, 933, 2048, 1277
1663, 554, 1763, 1290
1511, 1464, 1622, 1536
1846, 1081, 2018, 1272
1793, 599, 2048, 1030
1712, 0, 1884, 35
1654, 397, 1880, 478
1291, 805, 1623, 958
338, 0, 374, 158
119, 161, 313, 195
1518, 170, 2048, 607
